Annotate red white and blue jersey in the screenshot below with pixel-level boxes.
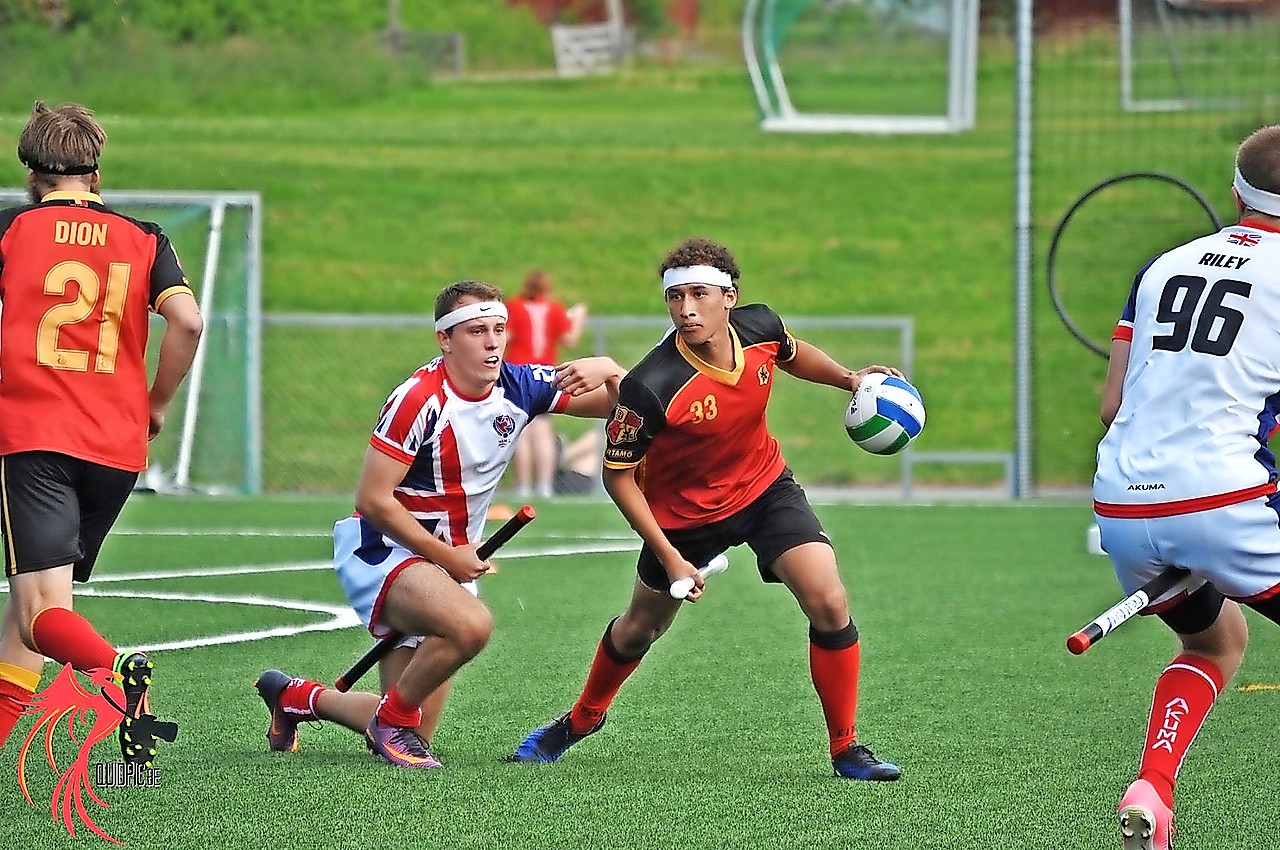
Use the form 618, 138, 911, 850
358, 358, 569, 545
1094, 220, 1280, 517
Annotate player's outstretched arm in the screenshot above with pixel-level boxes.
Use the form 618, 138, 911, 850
556, 356, 626, 417
149, 291, 203, 438
778, 339, 902, 392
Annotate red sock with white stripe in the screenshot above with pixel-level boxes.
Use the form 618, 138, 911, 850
1137, 652, 1224, 808
281, 677, 324, 721
376, 687, 423, 728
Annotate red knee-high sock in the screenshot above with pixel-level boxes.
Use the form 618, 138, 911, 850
376, 686, 423, 728
29, 607, 117, 673
568, 619, 644, 735
1137, 652, 1224, 808
810, 620, 861, 757
281, 677, 324, 722
0, 663, 41, 747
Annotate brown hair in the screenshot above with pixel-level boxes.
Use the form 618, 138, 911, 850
521, 269, 553, 298
1236, 125, 1280, 205
434, 280, 504, 330
17, 101, 106, 177
659, 237, 741, 288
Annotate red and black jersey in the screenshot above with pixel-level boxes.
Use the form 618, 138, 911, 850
0, 191, 191, 471
604, 303, 797, 529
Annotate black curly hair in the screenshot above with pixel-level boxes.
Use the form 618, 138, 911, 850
658, 237, 740, 288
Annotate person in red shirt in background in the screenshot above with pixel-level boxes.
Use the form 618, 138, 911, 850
505, 270, 587, 498
0, 102, 203, 763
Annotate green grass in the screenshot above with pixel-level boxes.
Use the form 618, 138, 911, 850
3, 496, 1279, 848
0, 20, 1277, 490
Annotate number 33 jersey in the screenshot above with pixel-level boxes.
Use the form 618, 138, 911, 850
1095, 221, 1280, 513
0, 191, 190, 471
604, 303, 797, 530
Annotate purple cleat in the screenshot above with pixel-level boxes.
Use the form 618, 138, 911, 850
364, 716, 442, 768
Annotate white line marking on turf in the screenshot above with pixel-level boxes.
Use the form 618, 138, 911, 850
112, 528, 637, 540
0, 540, 640, 652
74, 588, 362, 652
77, 542, 641, 584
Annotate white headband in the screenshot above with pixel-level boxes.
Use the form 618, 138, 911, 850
434, 300, 508, 332
662, 265, 735, 292
1233, 167, 1280, 216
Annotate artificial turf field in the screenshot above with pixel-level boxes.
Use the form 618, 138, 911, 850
2, 495, 1279, 849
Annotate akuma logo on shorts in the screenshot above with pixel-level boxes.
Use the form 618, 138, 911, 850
17, 663, 174, 844
606, 406, 643, 444
1127, 483, 1166, 491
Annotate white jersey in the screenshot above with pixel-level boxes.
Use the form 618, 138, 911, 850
1094, 221, 1280, 517
360, 357, 567, 544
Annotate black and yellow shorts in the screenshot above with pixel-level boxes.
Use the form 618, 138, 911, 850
1, 451, 136, 582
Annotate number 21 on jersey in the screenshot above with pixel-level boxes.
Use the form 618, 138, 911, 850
37, 260, 131, 373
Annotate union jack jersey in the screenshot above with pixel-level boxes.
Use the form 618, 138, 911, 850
359, 358, 569, 545
1095, 220, 1280, 517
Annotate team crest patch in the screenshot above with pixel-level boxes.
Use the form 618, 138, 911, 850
492, 414, 516, 438
758, 364, 770, 385
607, 406, 644, 444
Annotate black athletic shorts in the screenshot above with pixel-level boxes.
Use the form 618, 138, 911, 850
1, 451, 137, 582
636, 468, 829, 593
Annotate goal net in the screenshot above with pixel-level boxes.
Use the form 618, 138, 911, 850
743, 0, 979, 133
1120, 0, 1280, 113
0, 189, 262, 495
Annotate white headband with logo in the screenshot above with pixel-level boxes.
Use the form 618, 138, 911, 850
662, 265, 735, 292
434, 300, 508, 332
1233, 167, 1280, 217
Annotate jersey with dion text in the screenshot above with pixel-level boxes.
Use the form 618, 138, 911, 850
0, 191, 190, 471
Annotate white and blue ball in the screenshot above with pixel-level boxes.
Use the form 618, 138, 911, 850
844, 373, 925, 455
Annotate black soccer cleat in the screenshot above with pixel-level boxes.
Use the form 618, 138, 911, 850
113, 652, 161, 766
832, 742, 901, 781
505, 712, 605, 763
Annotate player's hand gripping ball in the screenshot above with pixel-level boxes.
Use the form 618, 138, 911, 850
844, 373, 925, 455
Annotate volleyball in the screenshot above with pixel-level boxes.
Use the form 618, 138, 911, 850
844, 373, 926, 455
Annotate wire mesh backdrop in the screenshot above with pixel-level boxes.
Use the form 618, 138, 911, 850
262, 314, 916, 495
1025, 0, 1280, 490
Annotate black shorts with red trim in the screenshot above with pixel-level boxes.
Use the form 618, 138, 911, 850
1, 451, 136, 582
636, 467, 829, 593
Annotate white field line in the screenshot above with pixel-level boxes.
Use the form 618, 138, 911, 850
0, 539, 640, 652
111, 528, 637, 540
74, 588, 362, 653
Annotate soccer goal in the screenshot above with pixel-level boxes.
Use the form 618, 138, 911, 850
1119, 0, 1280, 112
0, 189, 263, 495
743, 0, 980, 134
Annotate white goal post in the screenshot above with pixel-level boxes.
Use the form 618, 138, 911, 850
0, 189, 263, 495
743, 0, 980, 134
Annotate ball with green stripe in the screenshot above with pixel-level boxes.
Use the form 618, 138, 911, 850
844, 373, 925, 455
